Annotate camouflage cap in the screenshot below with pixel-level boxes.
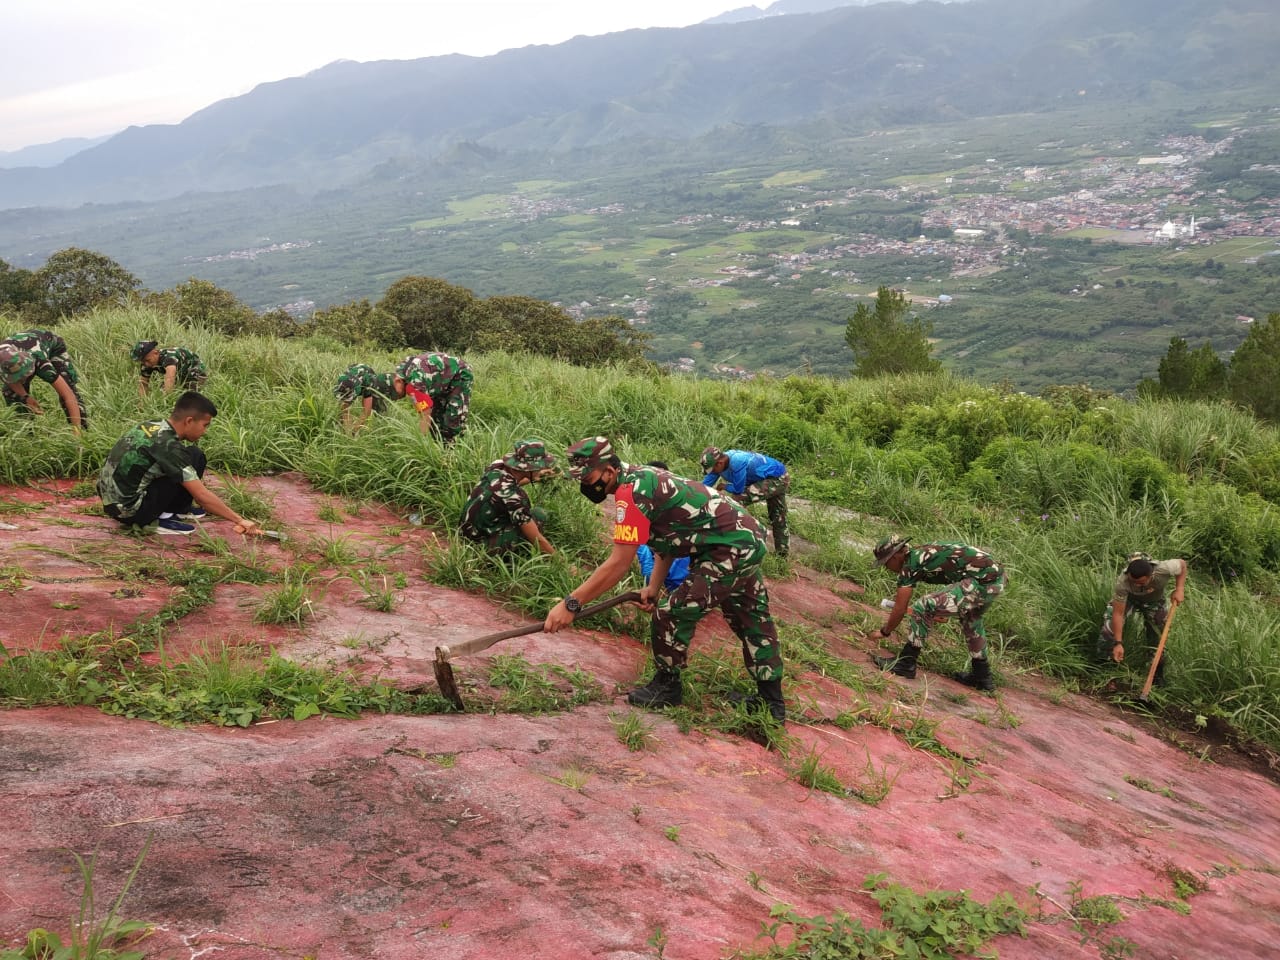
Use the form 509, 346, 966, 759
700, 445, 725, 472
0, 344, 34, 384
372, 372, 396, 396
872, 534, 910, 567
565, 436, 615, 480
130, 339, 159, 362
1125, 551, 1154, 578
503, 438, 557, 474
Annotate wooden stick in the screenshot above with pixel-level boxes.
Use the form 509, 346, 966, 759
1139, 599, 1180, 701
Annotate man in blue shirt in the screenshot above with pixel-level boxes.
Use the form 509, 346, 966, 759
701, 446, 790, 557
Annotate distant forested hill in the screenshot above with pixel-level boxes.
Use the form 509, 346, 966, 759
1, 0, 1276, 208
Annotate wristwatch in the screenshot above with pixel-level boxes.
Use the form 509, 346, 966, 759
564, 595, 582, 614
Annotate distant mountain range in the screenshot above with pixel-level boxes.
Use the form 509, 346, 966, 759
1, 0, 1276, 209
0, 135, 112, 170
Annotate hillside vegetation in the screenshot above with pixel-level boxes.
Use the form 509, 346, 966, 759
2, 306, 1278, 753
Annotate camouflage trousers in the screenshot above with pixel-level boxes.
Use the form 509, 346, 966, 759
738, 473, 790, 557
3, 356, 88, 427
906, 574, 1006, 655
651, 543, 782, 682
467, 506, 547, 556
430, 378, 471, 441
1096, 598, 1169, 665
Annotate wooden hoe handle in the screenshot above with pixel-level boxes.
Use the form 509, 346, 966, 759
435, 590, 643, 663
1139, 599, 1180, 701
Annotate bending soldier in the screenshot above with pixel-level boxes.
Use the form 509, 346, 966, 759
459, 439, 559, 556
545, 437, 785, 721
870, 535, 1007, 693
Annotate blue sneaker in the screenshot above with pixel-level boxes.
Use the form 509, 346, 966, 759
156, 517, 197, 535
177, 507, 207, 521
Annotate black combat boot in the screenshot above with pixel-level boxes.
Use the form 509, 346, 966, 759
755, 678, 786, 721
772, 523, 789, 558
627, 668, 683, 708
728, 678, 787, 722
952, 656, 995, 693
872, 641, 920, 679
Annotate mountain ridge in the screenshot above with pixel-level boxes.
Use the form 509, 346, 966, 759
3, 0, 1276, 209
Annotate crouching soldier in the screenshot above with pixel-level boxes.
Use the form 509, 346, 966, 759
97, 391, 264, 537
132, 341, 208, 396
459, 439, 559, 556
870, 535, 1006, 693
1, 329, 87, 431
546, 437, 785, 720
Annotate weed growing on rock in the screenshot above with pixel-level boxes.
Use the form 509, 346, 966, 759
254, 566, 317, 625
487, 654, 606, 712
743, 872, 1028, 959
0, 835, 153, 960
788, 748, 846, 797
610, 711, 657, 751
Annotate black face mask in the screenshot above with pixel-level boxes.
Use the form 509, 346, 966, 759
580, 478, 609, 503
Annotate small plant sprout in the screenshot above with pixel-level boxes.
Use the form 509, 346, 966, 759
550, 766, 591, 791
610, 711, 656, 751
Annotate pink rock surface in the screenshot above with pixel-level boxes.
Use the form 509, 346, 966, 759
2, 475, 1277, 959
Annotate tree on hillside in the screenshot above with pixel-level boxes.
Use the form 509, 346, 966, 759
1150, 336, 1228, 401
35, 247, 139, 319
0, 259, 41, 314
145, 278, 258, 335
303, 300, 403, 349
458, 296, 651, 366
377, 277, 475, 351
1228, 313, 1280, 422
844, 285, 940, 378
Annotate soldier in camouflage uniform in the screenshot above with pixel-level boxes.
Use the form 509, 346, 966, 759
544, 437, 785, 720
459, 439, 559, 556
701, 445, 791, 557
333, 362, 396, 430
391, 353, 472, 441
97, 391, 263, 536
869, 535, 1006, 692
1, 329, 87, 430
1098, 552, 1187, 686
132, 341, 209, 396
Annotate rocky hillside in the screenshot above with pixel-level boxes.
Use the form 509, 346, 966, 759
1, 474, 1277, 959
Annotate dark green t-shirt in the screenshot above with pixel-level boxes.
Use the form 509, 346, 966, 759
96, 420, 198, 518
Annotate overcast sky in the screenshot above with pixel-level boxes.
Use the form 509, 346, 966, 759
1, 0, 738, 152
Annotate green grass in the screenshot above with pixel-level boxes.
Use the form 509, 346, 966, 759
3, 306, 1280, 752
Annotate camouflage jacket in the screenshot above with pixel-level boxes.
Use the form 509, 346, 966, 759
459, 461, 533, 538
142, 347, 206, 383
896, 543, 1004, 588
399, 353, 472, 399
334, 363, 394, 409
3, 329, 66, 385
96, 420, 199, 518
611, 463, 765, 558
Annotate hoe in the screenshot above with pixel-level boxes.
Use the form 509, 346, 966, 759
432, 591, 641, 710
